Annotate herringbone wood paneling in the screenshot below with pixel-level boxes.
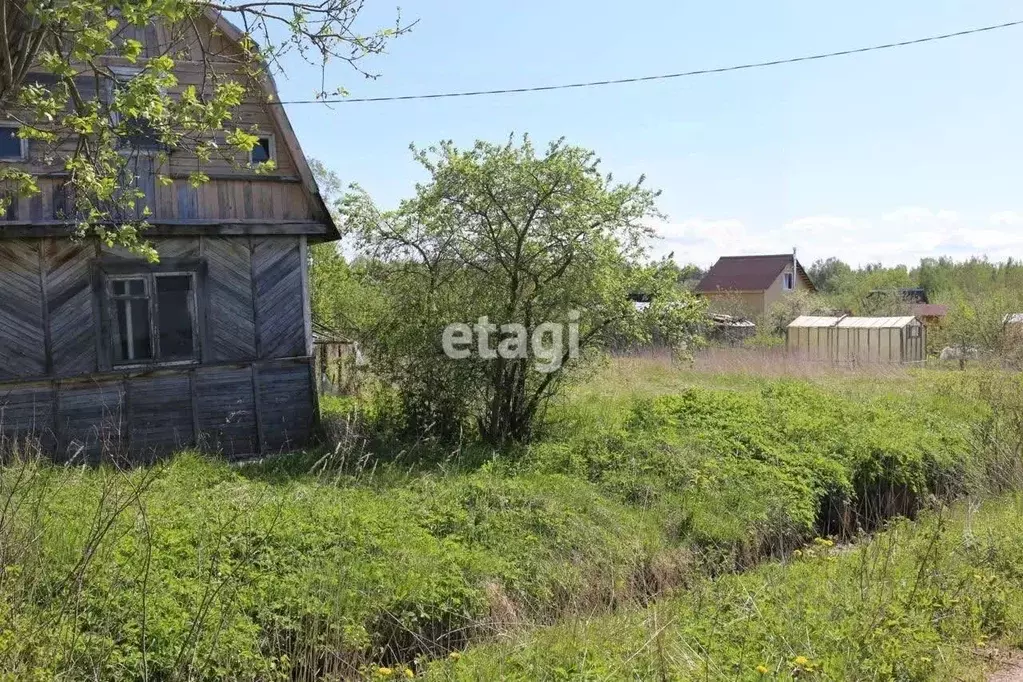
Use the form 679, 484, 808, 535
45, 240, 97, 377
0, 235, 318, 463
205, 237, 257, 361
252, 237, 305, 359
0, 241, 46, 379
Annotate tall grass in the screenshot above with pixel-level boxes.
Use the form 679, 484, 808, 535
428, 496, 1023, 681
0, 361, 1021, 679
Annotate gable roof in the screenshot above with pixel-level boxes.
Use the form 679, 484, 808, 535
696, 254, 816, 293
789, 315, 917, 329
909, 303, 948, 318
206, 10, 339, 241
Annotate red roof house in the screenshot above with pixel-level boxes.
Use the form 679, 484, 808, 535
696, 254, 816, 316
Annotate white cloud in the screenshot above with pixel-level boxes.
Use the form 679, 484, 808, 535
990, 211, 1023, 226
881, 207, 959, 224
784, 215, 861, 233
646, 207, 1023, 267
649, 217, 775, 265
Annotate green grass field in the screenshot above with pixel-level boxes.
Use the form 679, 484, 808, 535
1, 358, 1022, 680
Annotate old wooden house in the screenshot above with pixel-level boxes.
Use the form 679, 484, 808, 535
0, 13, 337, 461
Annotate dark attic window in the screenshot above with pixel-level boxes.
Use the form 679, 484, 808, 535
0, 125, 26, 161
250, 136, 274, 164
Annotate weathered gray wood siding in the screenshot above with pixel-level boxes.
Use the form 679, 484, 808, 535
258, 359, 316, 452
253, 237, 306, 359
196, 365, 259, 457
129, 375, 194, 455
0, 235, 315, 461
47, 241, 97, 377
0, 241, 46, 379
206, 238, 257, 361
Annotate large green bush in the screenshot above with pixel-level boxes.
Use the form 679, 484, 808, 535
525, 380, 979, 561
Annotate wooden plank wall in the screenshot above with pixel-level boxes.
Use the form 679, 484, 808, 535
0, 241, 46, 379
258, 359, 316, 453
206, 238, 257, 361
252, 237, 306, 359
16, 12, 301, 179
129, 375, 194, 454
0, 177, 312, 223
46, 240, 96, 377
196, 365, 259, 458
58, 381, 125, 464
0, 235, 315, 461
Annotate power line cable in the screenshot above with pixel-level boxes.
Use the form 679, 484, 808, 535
273, 18, 1023, 105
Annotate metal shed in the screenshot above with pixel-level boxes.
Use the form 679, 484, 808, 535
787, 316, 926, 365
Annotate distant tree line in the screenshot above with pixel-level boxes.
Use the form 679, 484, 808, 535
688, 254, 1023, 358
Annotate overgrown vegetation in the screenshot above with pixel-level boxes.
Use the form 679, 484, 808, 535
1, 364, 1022, 679
428, 495, 1023, 681
324, 138, 704, 443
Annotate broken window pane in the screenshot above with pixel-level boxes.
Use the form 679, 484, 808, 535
156, 275, 194, 359
114, 297, 152, 362
110, 273, 197, 364
251, 137, 272, 163
0, 128, 22, 160
114, 279, 145, 296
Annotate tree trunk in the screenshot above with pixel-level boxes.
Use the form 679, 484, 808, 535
0, 1, 46, 109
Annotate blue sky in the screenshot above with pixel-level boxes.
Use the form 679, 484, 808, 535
275, 1, 1023, 267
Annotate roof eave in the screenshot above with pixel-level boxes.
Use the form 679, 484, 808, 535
204, 8, 341, 242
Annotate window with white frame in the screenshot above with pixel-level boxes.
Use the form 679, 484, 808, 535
0, 124, 27, 161
783, 272, 794, 291
108, 272, 198, 364
250, 135, 275, 164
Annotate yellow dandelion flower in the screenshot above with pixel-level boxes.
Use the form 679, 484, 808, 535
793, 656, 810, 667
756, 664, 769, 674
377, 667, 393, 677
449, 652, 461, 661
404, 669, 415, 679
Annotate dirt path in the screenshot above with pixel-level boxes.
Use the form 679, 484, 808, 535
991, 666, 1023, 682
989, 654, 1023, 682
